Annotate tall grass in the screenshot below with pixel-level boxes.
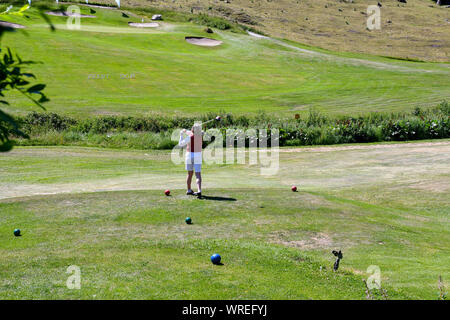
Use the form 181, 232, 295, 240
14, 101, 450, 150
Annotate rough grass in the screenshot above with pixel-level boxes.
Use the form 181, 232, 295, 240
0, 141, 448, 299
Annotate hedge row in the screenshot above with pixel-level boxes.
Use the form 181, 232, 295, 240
15, 101, 450, 149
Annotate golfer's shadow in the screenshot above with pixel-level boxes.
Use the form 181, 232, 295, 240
200, 195, 237, 202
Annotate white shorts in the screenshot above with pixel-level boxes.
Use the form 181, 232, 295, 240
185, 152, 202, 172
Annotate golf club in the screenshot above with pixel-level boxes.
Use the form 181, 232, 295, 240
200, 115, 222, 126
182, 116, 222, 135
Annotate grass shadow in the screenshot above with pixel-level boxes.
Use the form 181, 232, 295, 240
200, 195, 237, 202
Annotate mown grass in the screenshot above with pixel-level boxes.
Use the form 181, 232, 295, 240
0, 143, 448, 299
0, 3, 448, 118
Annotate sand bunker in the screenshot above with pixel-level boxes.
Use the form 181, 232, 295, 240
0, 20, 26, 29
185, 37, 222, 47
45, 11, 96, 18
128, 22, 159, 28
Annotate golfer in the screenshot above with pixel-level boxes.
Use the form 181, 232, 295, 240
179, 123, 203, 198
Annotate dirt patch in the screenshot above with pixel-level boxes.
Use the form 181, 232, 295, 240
280, 141, 450, 153
0, 20, 26, 29
232, 12, 257, 25
128, 22, 159, 28
45, 11, 96, 18
185, 36, 222, 47
314, 33, 331, 37
271, 231, 333, 250
408, 181, 450, 193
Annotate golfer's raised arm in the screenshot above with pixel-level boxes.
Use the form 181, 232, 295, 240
178, 130, 190, 147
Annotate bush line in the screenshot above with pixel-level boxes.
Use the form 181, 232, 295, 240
14, 101, 450, 150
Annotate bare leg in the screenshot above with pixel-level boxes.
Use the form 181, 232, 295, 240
187, 171, 193, 191
195, 172, 202, 193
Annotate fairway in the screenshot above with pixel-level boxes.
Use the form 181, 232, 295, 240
1, 141, 449, 299
1, 4, 449, 117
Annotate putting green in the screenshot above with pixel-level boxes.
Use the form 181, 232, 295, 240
0, 4, 449, 117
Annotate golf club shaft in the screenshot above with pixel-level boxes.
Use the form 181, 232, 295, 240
201, 118, 216, 125
182, 116, 221, 134
201, 115, 222, 126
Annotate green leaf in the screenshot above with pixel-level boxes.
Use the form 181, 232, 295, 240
18, 4, 30, 14
38, 95, 50, 103
27, 83, 46, 93
10, 4, 29, 16
0, 140, 14, 152
0, 109, 17, 127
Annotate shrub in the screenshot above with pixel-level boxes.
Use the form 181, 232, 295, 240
14, 102, 450, 150
190, 14, 232, 30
